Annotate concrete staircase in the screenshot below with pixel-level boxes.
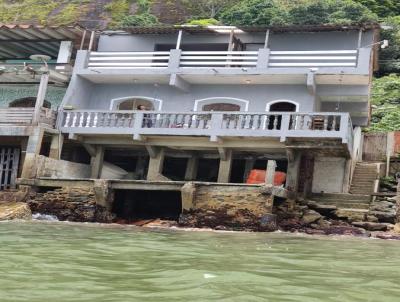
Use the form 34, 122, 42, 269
349, 163, 379, 195
311, 193, 371, 210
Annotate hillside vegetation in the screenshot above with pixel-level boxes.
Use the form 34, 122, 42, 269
1, 0, 400, 131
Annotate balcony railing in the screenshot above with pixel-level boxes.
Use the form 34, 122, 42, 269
0, 107, 57, 127
86, 49, 359, 70
60, 110, 353, 149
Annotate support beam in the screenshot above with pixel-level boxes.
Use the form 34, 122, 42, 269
33, 73, 49, 124
145, 145, 158, 159
82, 143, 96, 157
264, 29, 270, 49
265, 160, 277, 185
57, 41, 73, 64
135, 156, 147, 180
169, 74, 190, 92
357, 29, 363, 49
228, 29, 235, 51
147, 148, 165, 181
217, 149, 233, 183
49, 134, 63, 160
176, 30, 183, 49
20, 127, 44, 179
218, 147, 227, 161
90, 146, 104, 179
285, 149, 301, 192
184, 155, 199, 181
307, 70, 316, 95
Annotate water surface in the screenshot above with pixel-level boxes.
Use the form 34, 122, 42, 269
0, 221, 400, 302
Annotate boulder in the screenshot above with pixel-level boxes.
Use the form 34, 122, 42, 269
369, 210, 396, 224
0, 202, 32, 220
351, 221, 388, 231
301, 210, 322, 225
335, 209, 366, 222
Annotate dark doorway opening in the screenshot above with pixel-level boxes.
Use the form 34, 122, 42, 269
230, 159, 246, 183
163, 157, 187, 180
196, 158, 219, 182
113, 190, 182, 221
268, 102, 297, 129
202, 103, 241, 111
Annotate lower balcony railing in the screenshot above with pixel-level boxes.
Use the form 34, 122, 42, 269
60, 110, 353, 149
0, 107, 56, 127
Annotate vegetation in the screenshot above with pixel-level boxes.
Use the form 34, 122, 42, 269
185, 18, 220, 26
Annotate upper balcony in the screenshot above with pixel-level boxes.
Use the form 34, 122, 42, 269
75, 47, 371, 86
0, 107, 57, 128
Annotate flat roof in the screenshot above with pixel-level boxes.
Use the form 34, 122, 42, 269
0, 24, 85, 60
114, 23, 380, 35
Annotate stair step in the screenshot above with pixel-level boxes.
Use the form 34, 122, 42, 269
311, 193, 371, 201
313, 202, 370, 209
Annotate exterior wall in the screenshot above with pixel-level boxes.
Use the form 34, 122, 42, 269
98, 30, 374, 52
66, 82, 315, 112
0, 84, 66, 108
312, 157, 346, 193
35, 156, 91, 179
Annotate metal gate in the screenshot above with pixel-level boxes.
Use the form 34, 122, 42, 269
0, 147, 20, 190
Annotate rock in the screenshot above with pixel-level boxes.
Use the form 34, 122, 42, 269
369, 210, 396, 224
351, 221, 388, 231
370, 201, 394, 212
301, 210, 322, 225
374, 233, 400, 240
366, 215, 379, 222
0, 202, 32, 220
393, 223, 400, 234
259, 214, 277, 231
324, 225, 369, 236
335, 209, 366, 222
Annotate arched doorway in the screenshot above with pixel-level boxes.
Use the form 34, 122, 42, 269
194, 97, 249, 112
266, 101, 298, 130
9, 97, 51, 108
117, 98, 155, 110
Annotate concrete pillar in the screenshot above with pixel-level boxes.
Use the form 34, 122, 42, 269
90, 146, 104, 179
265, 160, 277, 185
184, 155, 198, 181
33, 73, 49, 124
285, 150, 301, 192
243, 158, 255, 182
217, 149, 233, 183
49, 134, 63, 160
147, 148, 165, 181
20, 127, 44, 178
342, 159, 352, 193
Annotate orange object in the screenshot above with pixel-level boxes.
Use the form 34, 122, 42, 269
246, 169, 286, 186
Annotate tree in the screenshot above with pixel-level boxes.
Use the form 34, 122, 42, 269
219, 0, 289, 26
353, 0, 400, 17
288, 0, 378, 25
182, 0, 241, 19
119, 13, 159, 27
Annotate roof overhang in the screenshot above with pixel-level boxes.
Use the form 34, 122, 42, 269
112, 23, 380, 35
0, 24, 85, 60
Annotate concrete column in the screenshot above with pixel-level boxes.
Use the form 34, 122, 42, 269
33, 73, 49, 124
285, 150, 301, 192
49, 134, 63, 160
184, 155, 198, 181
217, 149, 233, 183
265, 160, 277, 185
342, 159, 352, 193
90, 146, 104, 179
21, 127, 44, 179
243, 158, 255, 182
147, 148, 165, 181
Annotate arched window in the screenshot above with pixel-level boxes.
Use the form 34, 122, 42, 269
110, 96, 163, 111
194, 97, 249, 111
266, 100, 299, 112
9, 97, 51, 109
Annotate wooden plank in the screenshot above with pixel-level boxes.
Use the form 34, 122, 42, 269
91, 51, 170, 55
269, 56, 356, 60
88, 62, 169, 67
180, 56, 258, 60
180, 62, 257, 66
181, 51, 258, 55
90, 56, 170, 61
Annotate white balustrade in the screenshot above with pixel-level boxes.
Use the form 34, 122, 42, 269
180, 51, 258, 68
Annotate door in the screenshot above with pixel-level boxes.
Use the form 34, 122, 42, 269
0, 147, 20, 190
268, 102, 297, 129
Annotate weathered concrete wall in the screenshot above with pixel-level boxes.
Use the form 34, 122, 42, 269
312, 157, 345, 193
35, 156, 91, 179
179, 183, 277, 231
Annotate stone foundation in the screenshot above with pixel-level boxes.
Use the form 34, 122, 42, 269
179, 183, 277, 231
27, 187, 114, 223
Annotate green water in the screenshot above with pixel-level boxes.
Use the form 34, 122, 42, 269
1, 222, 400, 302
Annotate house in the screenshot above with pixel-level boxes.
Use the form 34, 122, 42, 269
0, 24, 87, 190
49, 24, 378, 196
